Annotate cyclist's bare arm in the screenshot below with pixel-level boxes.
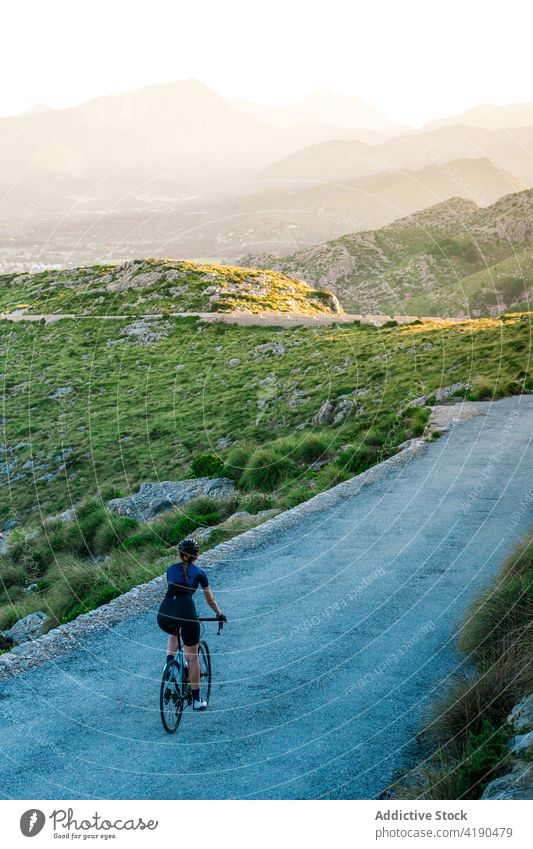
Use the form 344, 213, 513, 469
203, 586, 224, 617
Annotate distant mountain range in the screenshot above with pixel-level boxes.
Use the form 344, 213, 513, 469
231, 90, 408, 140
258, 124, 533, 187
1, 79, 533, 284
423, 101, 533, 131
0, 79, 371, 217
242, 188, 533, 317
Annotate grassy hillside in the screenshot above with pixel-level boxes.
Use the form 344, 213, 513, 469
244, 190, 533, 317
0, 309, 530, 635
0, 259, 341, 317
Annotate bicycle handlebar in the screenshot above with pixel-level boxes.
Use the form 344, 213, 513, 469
198, 616, 226, 635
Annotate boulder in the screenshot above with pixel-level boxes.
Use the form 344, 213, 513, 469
49, 385, 73, 400
333, 399, 354, 424
0, 633, 14, 650
253, 342, 286, 358
509, 731, 533, 755
508, 693, 533, 732
106, 477, 236, 523
224, 511, 252, 524
312, 397, 361, 426
191, 526, 215, 543
313, 400, 335, 425
2, 611, 48, 645
480, 693, 533, 799
409, 382, 471, 407
481, 762, 533, 800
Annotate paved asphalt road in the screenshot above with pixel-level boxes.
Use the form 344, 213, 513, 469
1, 396, 531, 800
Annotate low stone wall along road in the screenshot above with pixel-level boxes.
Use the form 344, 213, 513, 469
0, 396, 532, 799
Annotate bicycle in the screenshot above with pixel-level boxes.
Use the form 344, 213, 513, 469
159, 616, 224, 734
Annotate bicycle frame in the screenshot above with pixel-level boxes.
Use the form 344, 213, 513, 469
160, 616, 223, 733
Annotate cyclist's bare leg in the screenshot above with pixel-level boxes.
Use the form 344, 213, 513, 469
184, 644, 200, 690
166, 634, 178, 658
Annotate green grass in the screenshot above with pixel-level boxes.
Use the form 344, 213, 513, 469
0, 259, 340, 317
0, 311, 531, 637
256, 191, 533, 317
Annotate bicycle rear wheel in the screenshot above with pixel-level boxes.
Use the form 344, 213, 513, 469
198, 640, 212, 705
160, 660, 184, 733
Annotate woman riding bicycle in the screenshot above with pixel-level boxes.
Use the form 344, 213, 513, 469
157, 538, 226, 711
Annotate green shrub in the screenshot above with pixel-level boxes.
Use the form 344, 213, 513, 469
341, 446, 375, 475
405, 406, 430, 437
314, 462, 351, 491
31, 544, 55, 574
184, 497, 222, 519
297, 433, 334, 463
449, 721, 511, 800
452, 387, 470, 399
60, 505, 109, 556
92, 516, 138, 554
241, 447, 298, 491
411, 721, 511, 800
278, 484, 314, 510
62, 585, 122, 623
502, 380, 523, 397
223, 443, 253, 482
100, 484, 123, 501
122, 499, 221, 550
0, 562, 28, 589
467, 377, 494, 401
190, 453, 224, 478
76, 498, 102, 520
364, 427, 387, 447
428, 661, 521, 751
460, 535, 533, 667
3, 539, 26, 565
461, 576, 533, 660
237, 491, 274, 514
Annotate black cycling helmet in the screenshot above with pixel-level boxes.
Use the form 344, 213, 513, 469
178, 538, 200, 556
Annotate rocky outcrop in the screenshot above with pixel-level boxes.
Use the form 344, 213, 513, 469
409, 382, 471, 407
481, 693, 533, 800
191, 508, 281, 544
106, 477, 236, 523
312, 397, 362, 426
508, 694, 533, 731
1, 611, 48, 647
481, 762, 532, 800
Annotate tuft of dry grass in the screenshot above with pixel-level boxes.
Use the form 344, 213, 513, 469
395, 533, 533, 800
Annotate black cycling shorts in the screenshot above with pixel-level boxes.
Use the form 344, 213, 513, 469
157, 593, 200, 646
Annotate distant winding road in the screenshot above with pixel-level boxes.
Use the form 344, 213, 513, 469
0, 396, 532, 799
0, 310, 452, 327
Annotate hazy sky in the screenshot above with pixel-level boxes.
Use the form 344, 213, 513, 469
2, 0, 532, 125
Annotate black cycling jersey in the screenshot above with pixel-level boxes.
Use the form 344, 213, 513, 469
165, 561, 209, 597
157, 561, 209, 645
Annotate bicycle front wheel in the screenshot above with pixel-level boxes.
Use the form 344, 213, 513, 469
160, 660, 184, 733
198, 640, 212, 705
